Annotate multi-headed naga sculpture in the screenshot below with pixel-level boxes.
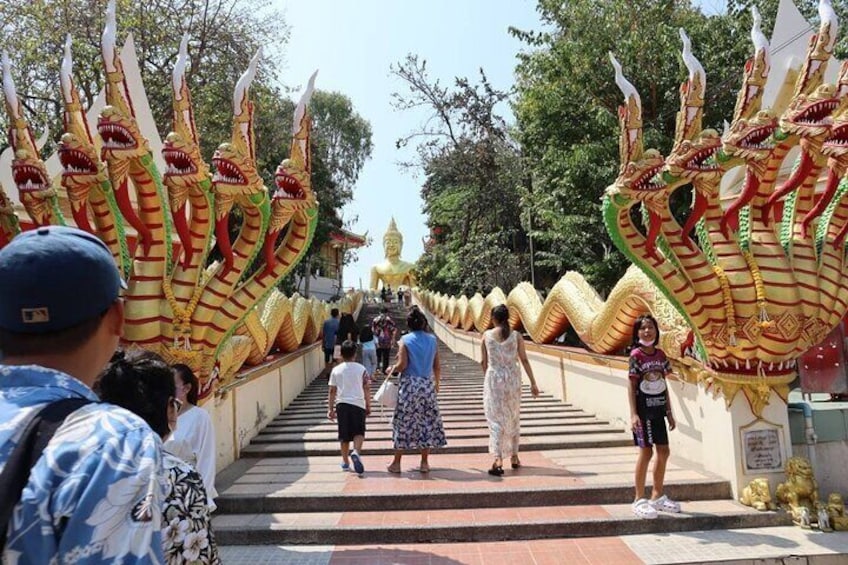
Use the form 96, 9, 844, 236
605, 0, 848, 414
1, 1, 331, 399
421, 1, 848, 416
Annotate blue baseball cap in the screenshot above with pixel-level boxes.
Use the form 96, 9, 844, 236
0, 226, 127, 334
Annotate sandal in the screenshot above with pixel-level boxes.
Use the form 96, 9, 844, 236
632, 498, 658, 520
511, 456, 521, 469
649, 495, 681, 513
488, 463, 504, 477
418, 463, 431, 473
386, 463, 401, 474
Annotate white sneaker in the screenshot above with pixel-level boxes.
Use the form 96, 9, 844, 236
350, 451, 364, 475
649, 495, 681, 513
632, 498, 658, 519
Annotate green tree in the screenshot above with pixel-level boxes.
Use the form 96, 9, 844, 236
0, 2, 374, 293
392, 54, 528, 295
512, 0, 755, 295
298, 90, 374, 290
0, 0, 288, 162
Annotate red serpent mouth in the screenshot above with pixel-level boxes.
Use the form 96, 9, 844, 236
633, 164, 666, 191
738, 125, 775, 150
212, 157, 247, 184
59, 148, 97, 176
793, 98, 839, 126
163, 146, 198, 176
12, 164, 49, 192
97, 121, 138, 149
274, 167, 305, 199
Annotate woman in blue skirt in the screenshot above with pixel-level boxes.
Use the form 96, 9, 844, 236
386, 306, 446, 473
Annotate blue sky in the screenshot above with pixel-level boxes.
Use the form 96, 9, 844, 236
278, 0, 727, 292
278, 0, 543, 291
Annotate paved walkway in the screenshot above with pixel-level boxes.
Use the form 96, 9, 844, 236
218, 526, 848, 564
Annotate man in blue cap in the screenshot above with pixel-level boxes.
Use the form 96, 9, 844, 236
0, 226, 165, 563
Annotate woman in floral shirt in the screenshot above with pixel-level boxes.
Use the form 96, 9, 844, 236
97, 349, 221, 564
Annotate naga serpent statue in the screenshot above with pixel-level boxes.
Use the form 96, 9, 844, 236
420, 0, 848, 417
0, 1, 355, 399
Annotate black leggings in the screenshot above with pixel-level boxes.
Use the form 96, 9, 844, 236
377, 348, 391, 373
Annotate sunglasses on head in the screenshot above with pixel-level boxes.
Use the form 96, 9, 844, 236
169, 397, 183, 412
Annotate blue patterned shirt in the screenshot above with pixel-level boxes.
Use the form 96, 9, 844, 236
0, 364, 165, 564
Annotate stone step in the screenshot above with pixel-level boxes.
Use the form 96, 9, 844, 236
275, 404, 584, 418
214, 303, 751, 548
240, 432, 633, 457
285, 397, 565, 409
218, 478, 730, 514
259, 416, 608, 434
269, 410, 593, 425
215, 449, 730, 512
252, 423, 621, 444
212, 500, 791, 545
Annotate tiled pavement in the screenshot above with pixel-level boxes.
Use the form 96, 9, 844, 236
219, 528, 848, 564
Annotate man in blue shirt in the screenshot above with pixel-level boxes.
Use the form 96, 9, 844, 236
0, 226, 165, 563
322, 308, 340, 368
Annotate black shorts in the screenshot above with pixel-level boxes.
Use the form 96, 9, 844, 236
633, 417, 668, 447
336, 402, 366, 442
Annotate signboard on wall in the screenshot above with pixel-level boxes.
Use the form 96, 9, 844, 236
740, 419, 786, 474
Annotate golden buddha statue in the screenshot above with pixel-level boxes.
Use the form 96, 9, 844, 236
370, 217, 416, 290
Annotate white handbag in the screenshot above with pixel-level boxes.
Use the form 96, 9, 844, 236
373, 378, 398, 409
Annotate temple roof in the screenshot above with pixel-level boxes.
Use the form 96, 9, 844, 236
328, 227, 367, 248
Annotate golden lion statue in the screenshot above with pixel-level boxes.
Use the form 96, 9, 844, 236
739, 478, 775, 511
776, 457, 819, 521
826, 493, 848, 531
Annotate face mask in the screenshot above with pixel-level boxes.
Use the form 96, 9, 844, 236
639, 339, 655, 347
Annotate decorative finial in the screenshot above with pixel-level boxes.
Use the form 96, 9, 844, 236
679, 29, 705, 84
751, 7, 770, 72
233, 47, 262, 116
820, 0, 838, 52
173, 34, 190, 101
102, 0, 117, 73
293, 70, 318, 134
609, 52, 640, 107
2, 52, 19, 120
60, 35, 75, 103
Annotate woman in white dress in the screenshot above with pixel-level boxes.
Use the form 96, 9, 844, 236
166, 364, 218, 510
480, 305, 539, 476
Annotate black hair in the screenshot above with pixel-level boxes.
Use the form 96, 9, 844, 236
380, 306, 388, 314
631, 314, 660, 348
95, 348, 175, 439
338, 313, 359, 342
0, 307, 109, 357
173, 363, 199, 405
407, 306, 427, 331
330, 308, 339, 318
492, 304, 511, 341
340, 339, 357, 360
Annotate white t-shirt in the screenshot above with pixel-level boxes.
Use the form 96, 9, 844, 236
329, 361, 368, 409
164, 405, 218, 506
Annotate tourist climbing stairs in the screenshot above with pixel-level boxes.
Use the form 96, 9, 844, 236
212, 302, 790, 545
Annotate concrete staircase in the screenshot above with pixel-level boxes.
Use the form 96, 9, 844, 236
212, 303, 790, 545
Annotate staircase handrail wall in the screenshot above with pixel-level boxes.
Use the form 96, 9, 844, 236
414, 295, 793, 499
